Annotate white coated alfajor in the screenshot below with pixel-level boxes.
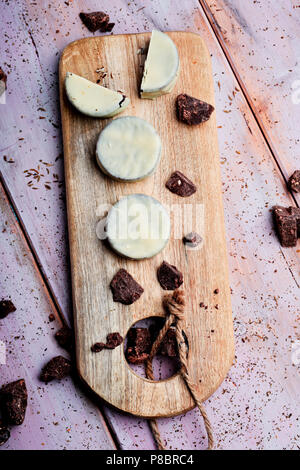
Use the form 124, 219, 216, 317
105, 194, 170, 259
140, 30, 180, 99
96, 116, 161, 182
65, 72, 130, 118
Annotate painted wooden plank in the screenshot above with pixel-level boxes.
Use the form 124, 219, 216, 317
200, 0, 300, 205
0, 184, 116, 450
0, 0, 299, 449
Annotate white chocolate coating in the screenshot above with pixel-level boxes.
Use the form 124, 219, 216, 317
140, 30, 179, 99
105, 194, 170, 259
96, 116, 161, 182
65, 72, 130, 118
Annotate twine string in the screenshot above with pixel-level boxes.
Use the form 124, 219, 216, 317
145, 289, 214, 451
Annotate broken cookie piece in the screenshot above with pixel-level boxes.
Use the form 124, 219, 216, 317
126, 328, 152, 364
0, 420, 10, 446
183, 232, 202, 248
0, 379, 27, 425
79, 11, 109, 32
273, 206, 297, 247
40, 356, 72, 383
176, 93, 214, 125
288, 170, 300, 193
110, 269, 144, 305
0, 299, 16, 319
166, 171, 196, 197
157, 261, 183, 290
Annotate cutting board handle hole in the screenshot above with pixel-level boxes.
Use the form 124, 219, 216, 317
124, 317, 180, 381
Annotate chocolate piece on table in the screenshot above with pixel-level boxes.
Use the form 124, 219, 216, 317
126, 327, 152, 364
40, 356, 72, 383
0, 379, 27, 425
183, 231, 202, 248
0, 420, 10, 446
55, 326, 74, 352
110, 269, 144, 305
166, 171, 196, 197
176, 93, 214, 125
0, 299, 16, 319
273, 206, 297, 247
158, 327, 178, 357
157, 261, 183, 290
79, 11, 109, 32
288, 170, 300, 193
289, 206, 300, 236
102, 22, 115, 33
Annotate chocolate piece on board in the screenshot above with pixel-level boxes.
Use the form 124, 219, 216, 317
110, 269, 144, 305
183, 232, 202, 248
0, 379, 27, 425
157, 261, 183, 290
166, 171, 196, 197
176, 93, 214, 125
126, 328, 152, 364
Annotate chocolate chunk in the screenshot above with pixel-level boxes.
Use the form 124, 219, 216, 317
176, 93, 214, 125
79, 11, 109, 32
0, 68, 7, 96
103, 22, 115, 33
0, 379, 27, 425
110, 269, 144, 305
288, 170, 300, 193
40, 356, 72, 383
157, 261, 183, 290
273, 206, 297, 247
0, 420, 10, 446
166, 171, 196, 197
126, 327, 152, 364
106, 332, 123, 348
91, 342, 106, 353
158, 327, 178, 357
0, 299, 16, 319
214, 288, 219, 294
183, 231, 202, 247
55, 326, 74, 352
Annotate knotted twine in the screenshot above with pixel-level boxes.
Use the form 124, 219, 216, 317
145, 289, 214, 450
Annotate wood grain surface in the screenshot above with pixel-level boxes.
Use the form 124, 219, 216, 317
59, 32, 234, 418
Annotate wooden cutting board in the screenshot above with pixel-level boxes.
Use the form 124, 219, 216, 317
59, 32, 234, 418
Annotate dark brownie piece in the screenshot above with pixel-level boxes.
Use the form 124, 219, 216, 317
183, 231, 202, 248
55, 326, 74, 352
79, 11, 109, 32
289, 206, 300, 236
157, 261, 183, 290
273, 206, 297, 247
0, 299, 16, 319
126, 328, 152, 364
176, 93, 214, 125
0, 379, 27, 425
110, 269, 144, 305
288, 170, 300, 193
40, 356, 72, 383
158, 327, 178, 357
166, 171, 196, 197
0, 420, 10, 446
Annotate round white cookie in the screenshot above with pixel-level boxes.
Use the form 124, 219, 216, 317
105, 194, 170, 259
65, 72, 130, 118
96, 116, 161, 182
140, 30, 180, 99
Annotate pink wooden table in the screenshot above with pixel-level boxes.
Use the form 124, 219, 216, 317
0, 0, 299, 450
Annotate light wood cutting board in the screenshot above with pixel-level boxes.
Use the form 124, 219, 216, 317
59, 32, 234, 418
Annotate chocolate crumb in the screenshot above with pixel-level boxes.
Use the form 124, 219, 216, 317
110, 269, 144, 305
48, 314, 55, 322
199, 302, 205, 308
214, 288, 219, 294
55, 326, 74, 352
79, 11, 109, 32
0, 379, 27, 425
157, 261, 183, 290
183, 232, 202, 247
288, 170, 300, 193
91, 342, 106, 353
106, 332, 123, 348
40, 356, 72, 383
176, 93, 214, 125
0, 299, 16, 319
0, 420, 10, 446
166, 171, 196, 197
